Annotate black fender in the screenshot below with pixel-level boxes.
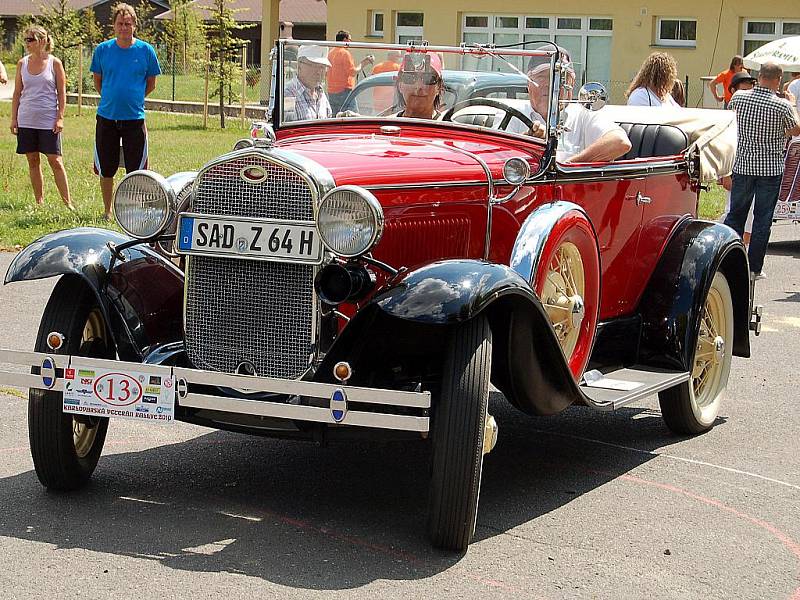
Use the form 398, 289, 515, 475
638, 219, 750, 371
316, 259, 584, 416
5, 227, 185, 361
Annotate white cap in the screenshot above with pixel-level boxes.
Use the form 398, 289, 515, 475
297, 45, 331, 67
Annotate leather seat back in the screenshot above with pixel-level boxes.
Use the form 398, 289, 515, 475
618, 122, 688, 160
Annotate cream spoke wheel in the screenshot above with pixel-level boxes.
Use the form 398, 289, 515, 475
72, 418, 98, 459
540, 242, 586, 360
659, 271, 734, 435
28, 277, 112, 491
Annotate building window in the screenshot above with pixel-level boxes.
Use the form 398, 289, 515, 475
370, 11, 384, 37
461, 14, 613, 87
656, 18, 697, 47
396, 12, 423, 44
743, 18, 800, 55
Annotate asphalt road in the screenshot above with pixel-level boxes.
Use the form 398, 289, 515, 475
1, 225, 799, 600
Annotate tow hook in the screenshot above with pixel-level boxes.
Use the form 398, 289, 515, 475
750, 304, 763, 336
483, 414, 498, 455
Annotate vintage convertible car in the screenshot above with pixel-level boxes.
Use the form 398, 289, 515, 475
0, 41, 761, 552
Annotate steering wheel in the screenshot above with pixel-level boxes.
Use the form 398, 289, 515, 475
441, 97, 535, 131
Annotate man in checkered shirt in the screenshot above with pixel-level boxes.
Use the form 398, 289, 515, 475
724, 62, 800, 279
283, 45, 332, 122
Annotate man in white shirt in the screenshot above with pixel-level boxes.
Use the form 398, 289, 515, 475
506, 46, 630, 163
284, 45, 332, 121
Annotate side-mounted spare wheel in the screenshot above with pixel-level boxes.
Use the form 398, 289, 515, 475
428, 314, 492, 552
659, 271, 734, 434
29, 276, 114, 490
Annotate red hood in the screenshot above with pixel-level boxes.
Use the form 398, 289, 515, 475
274, 126, 542, 188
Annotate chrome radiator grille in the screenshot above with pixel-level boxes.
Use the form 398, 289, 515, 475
185, 154, 316, 379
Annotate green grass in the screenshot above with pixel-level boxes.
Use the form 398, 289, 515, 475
0, 102, 248, 248
0, 100, 726, 248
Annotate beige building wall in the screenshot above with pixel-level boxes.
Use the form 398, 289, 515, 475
327, 1, 800, 103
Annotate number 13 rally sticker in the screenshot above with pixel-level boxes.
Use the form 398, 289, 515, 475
62, 364, 175, 423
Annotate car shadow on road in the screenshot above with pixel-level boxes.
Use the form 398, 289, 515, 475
0, 394, 703, 589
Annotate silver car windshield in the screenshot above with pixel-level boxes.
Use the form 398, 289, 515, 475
275, 41, 556, 136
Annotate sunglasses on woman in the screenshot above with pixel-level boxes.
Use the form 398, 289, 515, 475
24, 37, 38, 43
398, 71, 440, 86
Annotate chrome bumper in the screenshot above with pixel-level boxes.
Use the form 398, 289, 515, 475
0, 349, 431, 433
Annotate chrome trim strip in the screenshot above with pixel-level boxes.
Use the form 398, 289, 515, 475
182, 393, 429, 432
556, 158, 686, 178
363, 180, 488, 190
426, 140, 495, 259
280, 39, 555, 59
509, 200, 587, 285
0, 350, 431, 433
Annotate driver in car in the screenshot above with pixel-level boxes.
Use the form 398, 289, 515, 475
394, 53, 445, 120
507, 46, 631, 163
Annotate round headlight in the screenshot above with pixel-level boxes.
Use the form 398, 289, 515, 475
113, 171, 175, 239
503, 157, 531, 185
317, 186, 383, 257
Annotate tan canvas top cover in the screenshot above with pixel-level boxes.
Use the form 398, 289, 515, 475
601, 105, 737, 182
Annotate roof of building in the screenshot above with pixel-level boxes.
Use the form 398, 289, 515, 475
156, 0, 327, 25
2, 0, 168, 17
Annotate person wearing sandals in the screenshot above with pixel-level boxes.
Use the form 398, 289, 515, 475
9, 25, 74, 210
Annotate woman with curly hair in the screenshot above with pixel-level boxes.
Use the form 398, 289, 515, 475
626, 52, 680, 107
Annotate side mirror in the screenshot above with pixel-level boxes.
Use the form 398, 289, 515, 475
578, 82, 608, 111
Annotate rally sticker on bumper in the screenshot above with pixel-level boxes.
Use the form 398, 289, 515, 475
62, 363, 176, 423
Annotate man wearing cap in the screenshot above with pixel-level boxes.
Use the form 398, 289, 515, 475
724, 62, 800, 280
284, 45, 332, 121
506, 46, 630, 163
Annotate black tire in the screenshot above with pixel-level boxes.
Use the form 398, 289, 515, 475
658, 271, 734, 435
29, 277, 113, 490
427, 315, 492, 552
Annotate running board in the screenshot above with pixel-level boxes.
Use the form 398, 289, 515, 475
580, 366, 691, 411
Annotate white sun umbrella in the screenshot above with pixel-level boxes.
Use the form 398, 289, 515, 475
743, 36, 800, 71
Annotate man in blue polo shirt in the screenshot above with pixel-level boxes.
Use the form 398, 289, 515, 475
90, 3, 160, 221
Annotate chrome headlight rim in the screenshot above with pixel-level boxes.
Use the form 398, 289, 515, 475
317, 185, 384, 258
503, 157, 531, 185
113, 170, 176, 240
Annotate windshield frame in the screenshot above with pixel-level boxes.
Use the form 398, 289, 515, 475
272, 39, 557, 139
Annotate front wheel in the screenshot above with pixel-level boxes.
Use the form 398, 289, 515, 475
427, 315, 492, 552
29, 277, 113, 490
658, 271, 734, 434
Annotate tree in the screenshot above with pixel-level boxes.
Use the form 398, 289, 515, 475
35, 0, 83, 91
135, 0, 160, 46
80, 8, 104, 47
202, 0, 253, 128
162, 0, 206, 73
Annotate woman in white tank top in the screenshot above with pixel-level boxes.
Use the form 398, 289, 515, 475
10, 25, 74, 210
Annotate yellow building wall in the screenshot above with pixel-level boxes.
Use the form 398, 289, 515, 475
327, 0, 800, 102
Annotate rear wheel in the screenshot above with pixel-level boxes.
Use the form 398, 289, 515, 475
659, 271, 734, 434
427, 315, 492, 552
29, 277, 112, 490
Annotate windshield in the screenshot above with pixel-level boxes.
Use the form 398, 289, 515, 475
276, 41, 556, 136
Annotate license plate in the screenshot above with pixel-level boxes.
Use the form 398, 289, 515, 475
176, 213, 323, 264
62, 362, 175, 424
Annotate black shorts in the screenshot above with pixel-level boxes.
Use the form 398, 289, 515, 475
94, 115, 149, 178
16, 127, 62, 156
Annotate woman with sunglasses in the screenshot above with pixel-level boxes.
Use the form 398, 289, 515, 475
395, 53, 445, 119
10, 25, 74, 210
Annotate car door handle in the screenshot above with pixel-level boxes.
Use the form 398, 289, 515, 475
627, 191, 652, 206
